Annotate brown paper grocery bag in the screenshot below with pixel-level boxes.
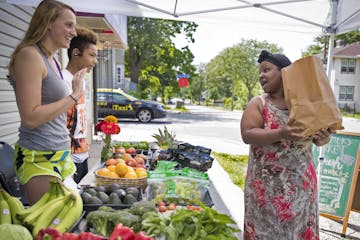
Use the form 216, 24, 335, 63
281, 55, 344, 137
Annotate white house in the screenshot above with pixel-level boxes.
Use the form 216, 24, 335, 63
331, 41, 360, 113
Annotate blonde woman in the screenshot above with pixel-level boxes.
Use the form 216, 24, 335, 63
8, 0, 85, 205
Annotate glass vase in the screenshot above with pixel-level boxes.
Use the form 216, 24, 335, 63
101, 135, 113, 163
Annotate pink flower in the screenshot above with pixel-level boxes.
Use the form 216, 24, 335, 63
271, 195, 294, 222
270, 121, 279, 129
266, 152, 277, 161
100, 122, 120, 135
301, 226, 315, 240
251, 180, 266, 207
244, 224, 257, 240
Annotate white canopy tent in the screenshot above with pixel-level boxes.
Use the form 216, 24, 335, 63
2, 0, 359, 232
5, 0, 360, 66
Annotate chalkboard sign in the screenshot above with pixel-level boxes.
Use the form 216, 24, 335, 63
312, 132, 360, 218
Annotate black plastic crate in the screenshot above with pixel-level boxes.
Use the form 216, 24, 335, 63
80, 186, 144, 213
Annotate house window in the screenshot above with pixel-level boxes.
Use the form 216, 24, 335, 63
340, 59, 355, 73
116, 65, 122, 83
339, 86, 354, 101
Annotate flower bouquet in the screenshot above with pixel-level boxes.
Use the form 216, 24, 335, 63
95, 115, 120, 162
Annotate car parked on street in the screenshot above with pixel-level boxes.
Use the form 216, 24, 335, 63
96, 88, 167, 123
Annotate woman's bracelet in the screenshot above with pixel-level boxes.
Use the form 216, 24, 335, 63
69, 94, 78, 104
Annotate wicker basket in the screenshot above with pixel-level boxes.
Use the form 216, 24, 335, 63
94, 169, 147, 189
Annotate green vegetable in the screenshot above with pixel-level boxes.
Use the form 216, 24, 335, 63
168, 203, 239, 240
0, 224, 32, 240
86, 209, 113, 237
113, 141, 149, 150
129, 200, 157, 218
141, 211, 171, 237
109, 209, 141, 233
86, 206, 144, 236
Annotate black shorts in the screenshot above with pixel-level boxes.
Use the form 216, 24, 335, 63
74, 159, 88, 184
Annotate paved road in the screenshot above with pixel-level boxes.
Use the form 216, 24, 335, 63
110, 104, 359, 155
91, 104, 360, 239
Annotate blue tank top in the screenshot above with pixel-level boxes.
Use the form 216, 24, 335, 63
16, 46, 70, 151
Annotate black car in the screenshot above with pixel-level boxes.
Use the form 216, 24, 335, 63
96, 88, 167, 123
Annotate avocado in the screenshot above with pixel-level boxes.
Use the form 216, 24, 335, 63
88, 196, 103, 204
84, 188, 97, 196
124, 194, 138, 205
108, 192, 122, 204
113, 188, 127, 200
96, 191, 109, 204
95, 186, 107, 192
108, 183, 122, 193
126, 187, 140, 200
80, 192, 92, 204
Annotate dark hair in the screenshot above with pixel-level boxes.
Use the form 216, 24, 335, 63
67, 26, 98, 59
258, 50, 291, 69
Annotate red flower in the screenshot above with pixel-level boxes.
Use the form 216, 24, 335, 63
271, 195, 294, 222
95, 120, 105, 132
251, 180, 266, 207
265, 152, 277, 161
244, 223, 257, 240
100, 122, 120, 135
301, 226, 315, 240
270, 121, 279, 129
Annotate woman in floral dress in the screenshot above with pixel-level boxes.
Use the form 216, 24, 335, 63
240, 50, 332, 240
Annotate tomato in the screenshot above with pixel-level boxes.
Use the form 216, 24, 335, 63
167, 203, 176, 210
158, 205, 167, 212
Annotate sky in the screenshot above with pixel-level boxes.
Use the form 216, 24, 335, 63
173, 2, 330, 64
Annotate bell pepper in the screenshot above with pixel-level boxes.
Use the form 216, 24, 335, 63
134, 231, 154, 240
62, 232, 79, 240
35, 228, 62, 240
109, 223, 136, 240
77, 232, 106, 240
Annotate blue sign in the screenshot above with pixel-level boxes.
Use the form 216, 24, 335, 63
176, 74, 190, 79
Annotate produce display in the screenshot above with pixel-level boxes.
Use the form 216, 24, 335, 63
81, 185, 143, 208
141, 203, 239, 240
84, 201, 156, 237
96, 152, 148, 179
0, 133, 240, 239
0, 224, 32, 240
147, 167, 210, 205
0, 179, 83, 238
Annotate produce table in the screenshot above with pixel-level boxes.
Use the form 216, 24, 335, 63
78, 162, 102, 188
68, 140, 239, 239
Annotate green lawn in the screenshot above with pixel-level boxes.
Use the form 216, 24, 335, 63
212, 152, 248, 190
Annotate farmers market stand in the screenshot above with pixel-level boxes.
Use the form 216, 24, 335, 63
80, 142, 244, 239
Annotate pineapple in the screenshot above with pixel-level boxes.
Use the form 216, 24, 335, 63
151, 126, 176, 149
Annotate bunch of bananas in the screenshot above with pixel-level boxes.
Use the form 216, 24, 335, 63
0, 188, 25, 224
16, 179, 83, 237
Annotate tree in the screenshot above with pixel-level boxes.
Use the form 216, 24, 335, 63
125, 16, 198, 94
302, 30, 360, 57
205, 39, 281, 108
189, 63, 207, 104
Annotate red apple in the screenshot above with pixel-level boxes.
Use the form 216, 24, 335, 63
126, 147, 137, 154
115, 146, 126, 154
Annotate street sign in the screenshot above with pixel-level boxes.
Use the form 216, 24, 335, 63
176, 74, 190, 79
178, 78, 189, 88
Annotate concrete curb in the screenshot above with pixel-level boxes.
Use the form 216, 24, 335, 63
207, 159, 244, 232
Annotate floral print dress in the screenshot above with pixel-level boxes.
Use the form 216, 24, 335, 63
243, 94, 319, 240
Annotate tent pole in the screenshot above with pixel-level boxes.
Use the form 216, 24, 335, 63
326, 33, 335, 89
